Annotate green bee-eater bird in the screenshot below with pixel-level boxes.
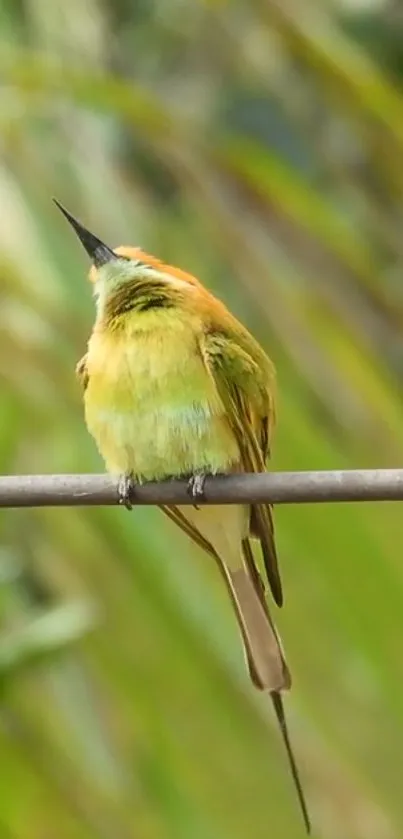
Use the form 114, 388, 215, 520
55, 199, 310, 833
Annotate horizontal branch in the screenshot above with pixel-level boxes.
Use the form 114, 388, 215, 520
0, 470, 403, 508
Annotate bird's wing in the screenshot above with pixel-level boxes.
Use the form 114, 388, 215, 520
200, 331, 283, 608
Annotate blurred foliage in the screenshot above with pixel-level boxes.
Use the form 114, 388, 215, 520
1, 0, 403, 836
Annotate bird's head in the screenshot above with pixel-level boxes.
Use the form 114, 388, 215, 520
53, 200, 201, 304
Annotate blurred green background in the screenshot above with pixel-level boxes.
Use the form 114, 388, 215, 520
1, 0, 403, 836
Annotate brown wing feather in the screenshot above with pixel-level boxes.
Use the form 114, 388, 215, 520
237, 400, 282, 607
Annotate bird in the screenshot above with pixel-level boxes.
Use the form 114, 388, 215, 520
54, 198, 310, 833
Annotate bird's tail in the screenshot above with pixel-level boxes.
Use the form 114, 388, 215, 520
226, 564, 290, 692
223, 563, 310, 834
172, 503, 310, 832
271, 692, 311, 834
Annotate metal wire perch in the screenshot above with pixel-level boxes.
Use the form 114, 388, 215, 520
0, 469, 403, 508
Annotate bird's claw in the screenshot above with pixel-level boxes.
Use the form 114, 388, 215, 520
187, 473, 207, 510
118, 474, 136, 511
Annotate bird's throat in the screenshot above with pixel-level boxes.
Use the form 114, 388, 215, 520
94, 267, 187, 328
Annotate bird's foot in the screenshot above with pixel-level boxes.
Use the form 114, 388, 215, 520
187, 473, 207, 510
118, 473, 136, 511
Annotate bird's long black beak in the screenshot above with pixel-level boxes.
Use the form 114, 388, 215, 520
53, 199, 117, 267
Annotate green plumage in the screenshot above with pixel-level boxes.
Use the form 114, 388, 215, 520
80, 269, 275, 484
72, 249, 309, 833
55, 200, 310, 831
